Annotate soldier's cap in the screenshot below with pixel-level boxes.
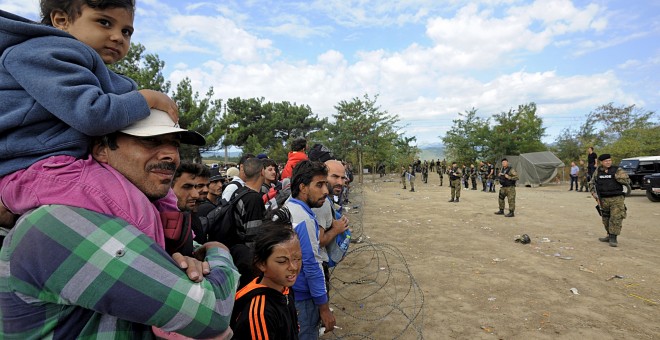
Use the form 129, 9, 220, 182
121, 109, 206, 146
598, 154, 611, 161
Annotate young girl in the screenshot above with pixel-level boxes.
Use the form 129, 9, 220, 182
0, 1, 180, 246
231, 209, 301, 340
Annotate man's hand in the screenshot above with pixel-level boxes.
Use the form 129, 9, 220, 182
330, 216, 349, 237
319, 303, 336, 333
171, 253, 209, 283
0, 202, 17, 229
139, 89, 179, 123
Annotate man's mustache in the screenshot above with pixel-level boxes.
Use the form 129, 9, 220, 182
147, 162, 177, 172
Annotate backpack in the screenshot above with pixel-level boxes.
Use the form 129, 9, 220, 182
325, 205, 351, 267
220, 180, 244, 206
205, 186, 252, 247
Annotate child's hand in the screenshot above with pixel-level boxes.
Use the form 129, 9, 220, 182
139, 89, 179, 123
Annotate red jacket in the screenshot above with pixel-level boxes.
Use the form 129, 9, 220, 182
280, 151, 308, 179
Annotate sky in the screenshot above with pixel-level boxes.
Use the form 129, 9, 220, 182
3, 0, 659, 147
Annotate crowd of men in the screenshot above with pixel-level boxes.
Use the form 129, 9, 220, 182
0, 107, 354, 339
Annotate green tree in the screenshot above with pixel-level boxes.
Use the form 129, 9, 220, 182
171, 77, 224, 161
489, 102, 546, 157
551, 128, 582, 163
108, 43, 170, 92
327, 94, 400, 183
587, 103, 656, 144
441, 108, 490, 164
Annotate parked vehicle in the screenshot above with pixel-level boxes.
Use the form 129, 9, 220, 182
642, 173, 660, 202
618, 156, 660, 195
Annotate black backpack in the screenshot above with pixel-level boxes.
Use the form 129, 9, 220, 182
204, 186, 252, 248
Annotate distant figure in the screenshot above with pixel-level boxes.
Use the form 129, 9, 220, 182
569, 161, 579, 191
448, 162, 462, 202
494, 158, 518, 217
587, 147, 597, 181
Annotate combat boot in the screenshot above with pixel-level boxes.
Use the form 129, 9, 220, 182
598, 235, 610, 242
448, 198, 454, 202
505, 211, 515, 217
494, 210, 504, 215
455, 198, 459, 203
609, 234, 618, 247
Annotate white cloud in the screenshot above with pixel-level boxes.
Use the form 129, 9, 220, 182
1, 0, 39, 18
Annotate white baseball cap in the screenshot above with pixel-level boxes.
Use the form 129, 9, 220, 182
120, 109, 206, 146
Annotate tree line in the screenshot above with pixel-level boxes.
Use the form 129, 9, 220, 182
441, 102, 659, 165
110, 43, 419, 182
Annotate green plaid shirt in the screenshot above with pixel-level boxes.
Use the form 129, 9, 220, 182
0, 205, 239, 339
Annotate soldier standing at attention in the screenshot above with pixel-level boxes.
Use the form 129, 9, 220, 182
438, 159, 445, 186
448, 162, 462, 202
400, 165, 407, 190
469, 164, 478, 190
407, 165, 416, 192
421, 161, 429, 184
578, 159, 588, 192
479, 161, 489, 191
494, 158, 518, 217
589, 154, 630, 247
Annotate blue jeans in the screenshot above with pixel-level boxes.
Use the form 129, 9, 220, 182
295, 298, 320, 340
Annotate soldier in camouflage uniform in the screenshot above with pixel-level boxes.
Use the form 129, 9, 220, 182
400, 165, 407, 189
479, 161, 489, 191
407, 165, 416, 192
438, 159, 446, 186
589, 154, 630, 247
494, 158, 518, 217
578, 159, 588, 192
469, 164, 477, 190
448, 162, 462, 202
421, 161, 429, 183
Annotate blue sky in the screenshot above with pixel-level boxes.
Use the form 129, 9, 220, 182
3, 0, 659, 147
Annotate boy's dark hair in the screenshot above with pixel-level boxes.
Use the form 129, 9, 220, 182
262, 158, 279, 174
253, 208, 297, 269
291, 160, 327, 198
173, 162, 206, 184
291, 137, 307, 152
243, 158, 263, 180
40, 0, 136, 26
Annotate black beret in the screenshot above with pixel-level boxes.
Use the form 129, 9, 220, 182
598, 154, 611, 161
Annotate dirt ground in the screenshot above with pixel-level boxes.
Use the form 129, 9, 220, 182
327, 172, 660, 340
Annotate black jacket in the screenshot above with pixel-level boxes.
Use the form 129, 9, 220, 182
231, 277, 299, 340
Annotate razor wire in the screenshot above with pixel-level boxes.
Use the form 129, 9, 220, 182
325, 178, 425, 339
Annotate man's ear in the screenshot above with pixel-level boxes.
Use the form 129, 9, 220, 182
92, 142, 110, 164
50, 9, 71, 31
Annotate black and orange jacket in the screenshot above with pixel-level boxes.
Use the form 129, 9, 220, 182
231, 277, 298, 340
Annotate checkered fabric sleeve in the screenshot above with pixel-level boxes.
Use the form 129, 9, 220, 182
0, 205, 239, 339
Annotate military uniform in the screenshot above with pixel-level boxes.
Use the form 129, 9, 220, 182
469, 166, 477, 190
589, 163, 629, 247
400, 166, 407, 189
578, 163, 588, 192
494, 165, 518, 217
479, 163, 489, 191
407, 165, 416, 192
448, 165, 462, 202
421, 162, 429, 183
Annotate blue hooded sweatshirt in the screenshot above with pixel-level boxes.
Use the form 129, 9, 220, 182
0, 10, 150, 176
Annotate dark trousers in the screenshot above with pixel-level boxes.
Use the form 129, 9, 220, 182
569, 175, 578, 190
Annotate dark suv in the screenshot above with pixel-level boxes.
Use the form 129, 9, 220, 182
642, 173, 660, 202
619, 156, 660, 195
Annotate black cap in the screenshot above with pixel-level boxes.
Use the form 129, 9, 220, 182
598, 154, 611, 161
209, 167, 223, 181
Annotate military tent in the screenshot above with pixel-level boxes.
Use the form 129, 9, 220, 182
499, 151, 564, 187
